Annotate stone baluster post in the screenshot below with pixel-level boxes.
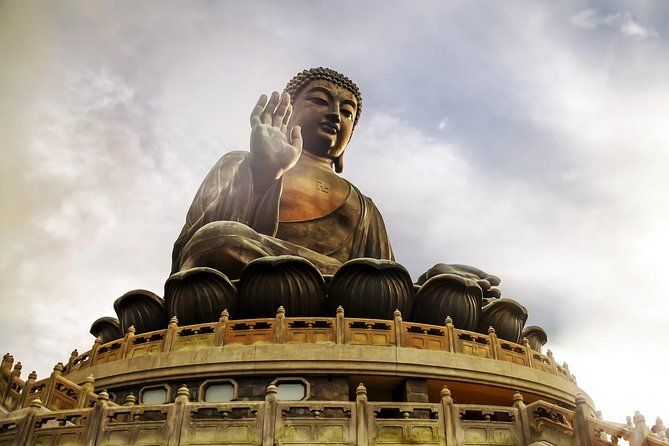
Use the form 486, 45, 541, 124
275, 306, 286, 344
214, 309, 229, 346
10, 361, 22, 382
169, 385, 190, 442
335, 306, 345, 344
0, 354, 13, 406
90, 337, 102, 366
487, 327, 499, 360
440, 385, 457, 445
445, 316, 456, 353
124, 392, 136, 406
19, 370, 37, 408
653, 417, 666, 438
0, 353, 13, 372
573, 393, 593, 446
85, 389, 110, 445
393, 309, 403, 347
120, 326, 135, 359
355, 383, 369, 446
15, 398, 44, 445
630, 411, 650, 446
43, 362, 63, 409
512, 392, 531, 445
262, 384, 278, 446
164, 316, 179, 353
563, 362, 571, 379
78, 374, 95, 408
522, 337, 534, 367
66, 349, 79, 373
546, 349, 559, 375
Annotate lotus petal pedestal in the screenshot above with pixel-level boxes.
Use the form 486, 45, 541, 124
237, 256, 325, 318
478, 298, 528, 343
522, 325, 548, 352
327, 258, 414, 320
164, 267, 237, 324
113, 290, 167, 334
412, 274, 482, 330
89, 317, 123, 343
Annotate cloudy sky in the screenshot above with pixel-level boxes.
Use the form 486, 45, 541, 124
1, 0, 667, 424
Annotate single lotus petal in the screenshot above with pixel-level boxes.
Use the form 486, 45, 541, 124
522, 325, 548, 352
114, 290, 167, 334
165, 267, 237, 325
413, 274, 482, 330
237, 256, 325, 318
89, 317, 123, 343
478, 298, 528, 343
327, 258, 414, 320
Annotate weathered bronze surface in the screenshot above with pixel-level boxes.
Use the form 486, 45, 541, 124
89, 317, 123, 343
96, 67, 546, 340
237, 255, 325, 318
413, 274, 482, 330
113, 290, 166, 334
327, 258, 414, 319
170, 68, 391, 282
522, 325, 549, 352
164, 267, 237, 323
478, 298, 528, 343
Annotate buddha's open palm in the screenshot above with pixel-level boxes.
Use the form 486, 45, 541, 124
249, 92, 302, 187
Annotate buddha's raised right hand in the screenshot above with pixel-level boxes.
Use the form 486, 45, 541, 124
249, 92, 303, 192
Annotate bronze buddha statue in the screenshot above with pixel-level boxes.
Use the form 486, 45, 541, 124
94, 68, 533, 346
170, 68, 392, 280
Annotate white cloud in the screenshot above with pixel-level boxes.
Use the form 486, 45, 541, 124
437, 117, 450, 131
570, 8, 657, 39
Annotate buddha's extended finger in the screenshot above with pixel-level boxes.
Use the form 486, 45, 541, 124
261, 92, 280, 125
290, 126, 303, 151
272, 93, 290, 127
281, 104, 293, 136
250, 94, 268, 127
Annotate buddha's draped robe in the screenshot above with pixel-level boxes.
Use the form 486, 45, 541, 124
171, 151, 394, 276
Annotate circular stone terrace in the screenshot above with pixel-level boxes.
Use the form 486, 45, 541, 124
62, 307, 592, 411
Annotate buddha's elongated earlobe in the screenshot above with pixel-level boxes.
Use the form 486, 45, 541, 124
334, 154, 344, 173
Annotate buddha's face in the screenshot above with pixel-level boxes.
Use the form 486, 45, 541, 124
289, 79, 358, 162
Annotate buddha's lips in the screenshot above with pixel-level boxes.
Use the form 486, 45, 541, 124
319, 122, 339, 135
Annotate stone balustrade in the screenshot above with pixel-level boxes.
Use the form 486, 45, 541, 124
1, 383, 667, 446
0, 354, 103, 414
62, 307, 576, 384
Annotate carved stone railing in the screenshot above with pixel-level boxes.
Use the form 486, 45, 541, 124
61, 307, 577, 385
1, 383, 667, 446
0, 354, 107, 413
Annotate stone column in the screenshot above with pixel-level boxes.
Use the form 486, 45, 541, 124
262, 384, 278, 446
164, 317, 179, 353
355, 383, 369, 446
393, 309, 403, 347
85, 390, 109, 445
440, 386, 457, 445
77, 374, 95, 408
335, 306, 345, 344
512, 392, 530, 445
214, 309, 229, 346
573, 393, 593, 446
630, 411, 650, 446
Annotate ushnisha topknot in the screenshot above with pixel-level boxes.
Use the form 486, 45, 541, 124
283, 67, 362, 129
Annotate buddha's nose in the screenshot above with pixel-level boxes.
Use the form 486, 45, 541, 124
325, 110, 340, 123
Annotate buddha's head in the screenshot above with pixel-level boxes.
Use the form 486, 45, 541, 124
284, 67, 362, 173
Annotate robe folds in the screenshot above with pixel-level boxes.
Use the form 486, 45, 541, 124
171, 151, 394, 275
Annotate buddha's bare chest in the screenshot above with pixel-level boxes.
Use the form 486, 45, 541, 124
279, 170, 350, 222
